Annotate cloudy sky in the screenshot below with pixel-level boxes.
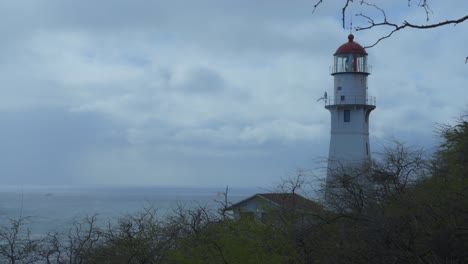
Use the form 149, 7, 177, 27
0, 0, 466, 188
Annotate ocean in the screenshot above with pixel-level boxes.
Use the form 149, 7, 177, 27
0, 185, 258, 236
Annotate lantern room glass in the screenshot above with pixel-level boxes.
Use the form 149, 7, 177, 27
333, 54, 368, 73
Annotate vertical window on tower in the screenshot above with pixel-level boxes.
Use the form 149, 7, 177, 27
344, 110, 350, 122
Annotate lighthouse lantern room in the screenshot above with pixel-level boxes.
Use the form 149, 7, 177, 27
325, 34, 376, 182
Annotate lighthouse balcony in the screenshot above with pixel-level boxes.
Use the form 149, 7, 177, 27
329, 64, 372, 75
324, 96, 376, 107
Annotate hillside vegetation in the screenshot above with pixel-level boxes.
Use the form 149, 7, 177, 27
1, 115, 467, 264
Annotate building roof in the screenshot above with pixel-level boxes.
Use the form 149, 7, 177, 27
226, 193, 322, 212
335, 34, 367, 55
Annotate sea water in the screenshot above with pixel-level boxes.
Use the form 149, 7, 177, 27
0, 185, 257, 236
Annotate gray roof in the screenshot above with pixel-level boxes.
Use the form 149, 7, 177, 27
226, 193, 322, 212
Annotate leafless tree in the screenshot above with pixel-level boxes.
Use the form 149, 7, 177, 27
277, 169, 308, 195
214, 186, 233, 220
92, 207, 179, 264
38, 232, 65, 264
323, 140, 429, 217
0, 217, 42, 264
313, 0, 467, 49
63, 215, 102, 264
324, 161, 374, 216
169, 203, 217, 237
371, 140, 429, 199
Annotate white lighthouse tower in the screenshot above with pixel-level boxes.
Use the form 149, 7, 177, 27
325, 34, 376, 188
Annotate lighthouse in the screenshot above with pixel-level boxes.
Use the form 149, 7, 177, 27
325, 34, 376, 189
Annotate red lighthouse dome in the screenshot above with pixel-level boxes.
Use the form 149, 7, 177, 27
335, 34, 367, 55
331, 34, 370, 75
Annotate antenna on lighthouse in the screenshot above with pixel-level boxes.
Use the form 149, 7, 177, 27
316, 91, 328, 102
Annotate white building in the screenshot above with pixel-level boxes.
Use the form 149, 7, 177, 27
325, 34, 376, 190
225, 193, 322, 222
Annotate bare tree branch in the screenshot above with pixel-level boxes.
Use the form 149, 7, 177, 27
341, 0, 353, 29
311, 1, 467, 50
357, 15, 468, 48
311, 0, 324, 14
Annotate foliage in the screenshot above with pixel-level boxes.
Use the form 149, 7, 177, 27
434, 115, 468, 178
168, 219, 296, 264
313, 116, 468, 263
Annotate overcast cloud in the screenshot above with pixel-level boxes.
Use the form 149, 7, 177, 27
0, 0, 466, 187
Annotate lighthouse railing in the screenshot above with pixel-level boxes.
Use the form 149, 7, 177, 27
329, 64, 372, 74
325, 96, 376, 106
